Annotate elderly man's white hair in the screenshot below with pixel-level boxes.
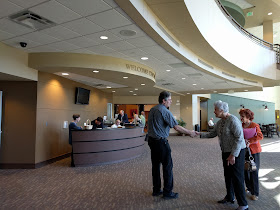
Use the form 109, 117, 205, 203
214, 100, 229, 113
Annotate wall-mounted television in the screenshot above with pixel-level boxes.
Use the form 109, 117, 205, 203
75, 87, 90, 105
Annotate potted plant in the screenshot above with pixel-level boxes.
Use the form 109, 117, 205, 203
177, 118, 186, 136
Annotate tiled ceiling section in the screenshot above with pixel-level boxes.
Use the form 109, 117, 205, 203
0, 0, 251, 95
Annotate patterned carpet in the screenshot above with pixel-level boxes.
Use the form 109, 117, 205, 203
0, 136, 279, 209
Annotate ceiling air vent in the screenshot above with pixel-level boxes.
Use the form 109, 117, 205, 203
9, 10, 55, 30
162, 83, 174, 86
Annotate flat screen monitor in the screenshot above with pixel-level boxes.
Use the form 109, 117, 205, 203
75, 87, 90, 105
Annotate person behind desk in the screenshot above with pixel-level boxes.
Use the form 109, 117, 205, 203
91, 117, 104, 129
111, 119, 121, 128
69, 114, 83, 167
117, 110, 129, 124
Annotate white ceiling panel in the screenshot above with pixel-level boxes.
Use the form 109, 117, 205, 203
47, 41, 81, 51
140, 45, 168, 55
0, 0, 23, 18
85, 31, 122, 44
65, 36, 99, 48
21, 31, 59, 44
29, 0, 82, 24
102, 0, 118, 8
160, 57, 184, 64
126, 36, 157, 48
114, 7, 134, 22
27, 45, 62, 52
69, 48, 95, 54
86, 45, 115, 54
8, 0, 48, 8
0, 29, 15, 41
40, 25, 81, 40
87, 9, 131, 29
3, 36, 41, 49
62, 18, 104, 35
56, 0, 112, 17
120, 48, 148, 57
0, 18, 34, 35
102, 51, 128, 59
109, 24, 147, 40
104, 40, 136, 51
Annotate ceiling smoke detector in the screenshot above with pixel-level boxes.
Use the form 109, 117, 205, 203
9, 10, 55, 30
119, 30, 137, 36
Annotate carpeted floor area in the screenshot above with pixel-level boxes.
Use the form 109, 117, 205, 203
0, 136, 279, 209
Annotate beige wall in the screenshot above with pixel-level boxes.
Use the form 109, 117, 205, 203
0, 82, 37, 164
35, 72, 113, 163
180, 95, 193, 130
0, 43, 37, 81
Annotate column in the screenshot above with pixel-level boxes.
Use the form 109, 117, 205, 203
263, 20, 273, 43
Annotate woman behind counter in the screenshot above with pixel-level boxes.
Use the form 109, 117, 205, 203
239, 109, 263, 201
199, 100, 248, 210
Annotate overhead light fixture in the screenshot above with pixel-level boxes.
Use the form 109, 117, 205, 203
166, 70, 171, 72
135, 88, 138, 90
100, 36, 108, 40
123, 76, 128, 79
106, 86, 111, 88
240, 104, 245, 108
263, 104, 268, 110
244, 90, 248, 91
141, 83, 145, 86
201, 88, 204, 89
93, 70, 99, 73
141, 57, 148, 60
133, 94, 137, 95
62, 73, 69, 76
192, 83, 197, 86
268, 12, 272, 15
129, 91, 133, 92
112, 91, 116, 93
213, 90, 217, 93
182, 78, 186, 80
187, 93, 190, 94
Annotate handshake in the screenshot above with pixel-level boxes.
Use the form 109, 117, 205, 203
189, 130, 200, 138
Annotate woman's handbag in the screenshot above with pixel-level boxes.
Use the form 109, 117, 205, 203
244, 147, 257, 172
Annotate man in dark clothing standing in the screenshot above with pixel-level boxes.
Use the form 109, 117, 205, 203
148, 91, 197, 199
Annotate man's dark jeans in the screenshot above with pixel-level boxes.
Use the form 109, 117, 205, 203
148, 137, 173, 195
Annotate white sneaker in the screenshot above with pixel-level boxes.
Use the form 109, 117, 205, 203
245, 189, 250, 194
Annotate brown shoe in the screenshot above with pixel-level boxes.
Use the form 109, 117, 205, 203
251, 195, 258, 201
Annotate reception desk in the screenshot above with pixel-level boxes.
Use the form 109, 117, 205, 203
72, 127, 145, 166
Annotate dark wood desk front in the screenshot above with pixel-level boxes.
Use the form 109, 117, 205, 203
72, 127, 145, 166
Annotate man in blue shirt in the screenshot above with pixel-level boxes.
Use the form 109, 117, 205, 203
69, 114, 82, 167
148, 91, 196, 199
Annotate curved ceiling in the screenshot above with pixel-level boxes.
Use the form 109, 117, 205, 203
0, 0, 279, 95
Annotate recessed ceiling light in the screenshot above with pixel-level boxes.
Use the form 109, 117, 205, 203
133, 94, 137, 95
112, 91, 116, 93
268, 12, 272, 15
141, 83, 145, 86
213, 90, 217, 93
93, 70, 99, 73
100, 36, 108, 40
62, 73, 69, 76
244, 90, 248, 91
187, 93, 190, 94
166, 69, 171, 72
135, 88, 138, 90
201, 88, 204, 89
141, 57, 148, 60
182, 78, 186, 80
106, 86, 111, 88
129, 91, 133, 92
192, 83, 197, 85
123, 76, 128, 79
